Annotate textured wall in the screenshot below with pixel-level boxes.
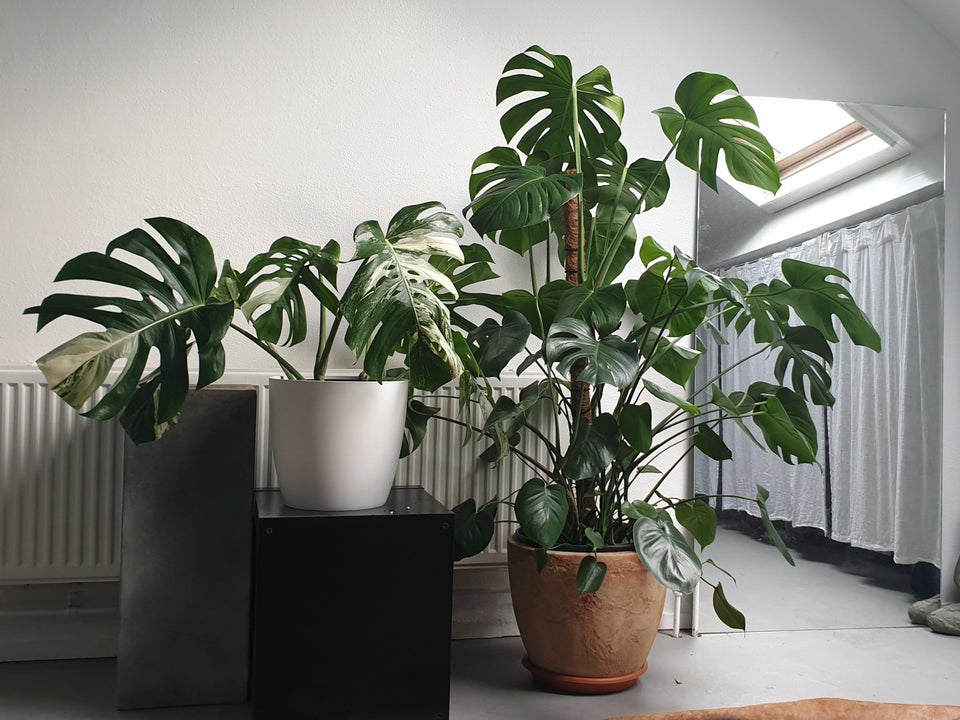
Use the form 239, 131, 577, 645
3, 0, 960, 600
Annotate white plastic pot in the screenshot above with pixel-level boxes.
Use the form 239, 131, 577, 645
268, 377, 408, 511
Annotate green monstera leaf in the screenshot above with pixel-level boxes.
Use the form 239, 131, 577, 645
770, 259, 882, 351
654, 72, 781, 193
496, 45, 624, 159
544, 317, 639, 389
237, 237, 340, 347
25, 218, 233, 443
465, 147, 581, 244
341, 202, 465, 391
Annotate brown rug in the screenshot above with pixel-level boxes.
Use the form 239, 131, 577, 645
608, 697, 960, 719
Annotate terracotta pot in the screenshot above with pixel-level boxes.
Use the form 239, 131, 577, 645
507, 532, 667, 694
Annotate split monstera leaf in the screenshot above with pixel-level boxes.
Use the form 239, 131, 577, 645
25, 202, 467, 443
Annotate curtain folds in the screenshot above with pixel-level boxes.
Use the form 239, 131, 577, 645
694, 196, 943, 566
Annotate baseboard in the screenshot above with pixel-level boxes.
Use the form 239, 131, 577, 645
0, 581, 120, 662
0, 610, 119, 662
0, 567, 690, 662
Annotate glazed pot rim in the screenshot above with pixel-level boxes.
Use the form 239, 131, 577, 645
511, 530, 636, 555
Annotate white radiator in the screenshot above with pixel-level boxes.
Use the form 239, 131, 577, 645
0, 369, 539, 582
0, 371, 124, 582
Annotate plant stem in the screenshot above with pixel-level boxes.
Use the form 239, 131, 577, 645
427, 411, 557, 480
594, 141, 678, 287
231, 323, 304, 380
642, 440, 697, 503
314, 311, 344, 380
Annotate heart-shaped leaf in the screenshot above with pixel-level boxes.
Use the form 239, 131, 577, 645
620, 402, 653, 453
565, 413, 620, 481
515, 478, 569, 549
632, 513, 702, 595
692, 425, 732, 462
577, 556, 608, 594
675, 499, 718, 550
452, 498, 497, 561
468, 311, 532, 378
752, 390, 817, 465
555, 284, 627, 337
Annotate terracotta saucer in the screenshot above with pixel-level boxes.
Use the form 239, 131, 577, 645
521, 654, 649, 695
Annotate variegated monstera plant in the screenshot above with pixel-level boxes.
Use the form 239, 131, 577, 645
25, 202, 467, 443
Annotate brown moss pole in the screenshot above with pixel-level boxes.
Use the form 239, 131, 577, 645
563, 173, 593, 423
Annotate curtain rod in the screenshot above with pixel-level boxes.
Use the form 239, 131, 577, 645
701, 181, 944, 270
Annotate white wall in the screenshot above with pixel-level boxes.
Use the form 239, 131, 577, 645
3, 0, 959, 600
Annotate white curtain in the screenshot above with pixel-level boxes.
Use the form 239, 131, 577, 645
694, 196, 943, 566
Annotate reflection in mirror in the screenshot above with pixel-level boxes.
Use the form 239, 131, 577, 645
694, 99, 945, 633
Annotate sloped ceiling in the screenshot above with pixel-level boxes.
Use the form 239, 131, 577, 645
899, 0, 960, 54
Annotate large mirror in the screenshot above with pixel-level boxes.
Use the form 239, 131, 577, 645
694, 98, 945, 633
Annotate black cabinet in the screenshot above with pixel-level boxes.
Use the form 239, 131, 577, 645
251, 487, 455, 719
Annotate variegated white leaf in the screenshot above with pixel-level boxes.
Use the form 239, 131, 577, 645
36, 329, 136, 409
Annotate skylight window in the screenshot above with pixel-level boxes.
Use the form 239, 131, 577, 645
718, 97, 899, 210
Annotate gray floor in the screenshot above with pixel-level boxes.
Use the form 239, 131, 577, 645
0, 628, 958, 718
695, 526, 918, 633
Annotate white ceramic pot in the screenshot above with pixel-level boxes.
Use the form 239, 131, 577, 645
269, 377, 409, 511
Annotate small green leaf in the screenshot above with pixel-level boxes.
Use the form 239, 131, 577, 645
585, 527, 605, 551
452, 498, 497, 561
622, 500, 658, 520
692, 425, 732, 461
752, 393, 817, 465
620, 403, 653, 453
712, 582, 746, 631
565, 413, 620, 481
468, 311, 531, 378
756, 485, 795, 566
535, 546, 549, 572
577, 556, 608, 594
555, 283, 627, 337
515, 479, 569, 549
643, 379, 701, 415
401, 399, 440, 458
675, 500, 718, 550
704, 558, 738, 584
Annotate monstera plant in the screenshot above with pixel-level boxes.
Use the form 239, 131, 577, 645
25, 201, 467, 510
405, 46, 881, 658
